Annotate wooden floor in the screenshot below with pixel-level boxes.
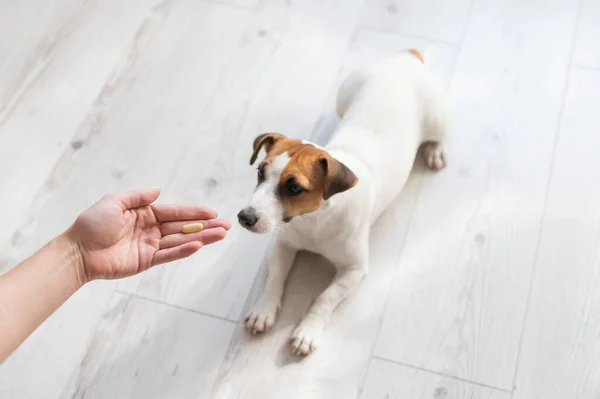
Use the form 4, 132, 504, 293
1, 0, 599, 397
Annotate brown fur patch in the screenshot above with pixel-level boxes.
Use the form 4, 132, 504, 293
278, 145, 328, 218
408, 49, 424, 63
251, 135, 358, 219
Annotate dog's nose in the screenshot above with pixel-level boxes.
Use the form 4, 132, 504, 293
237, 208, 259, 228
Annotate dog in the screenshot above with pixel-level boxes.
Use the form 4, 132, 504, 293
237, 49, 450, 356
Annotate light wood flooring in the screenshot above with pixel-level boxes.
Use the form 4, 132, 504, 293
1, 0, 600, 397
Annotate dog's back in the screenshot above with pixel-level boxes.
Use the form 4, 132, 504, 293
326, 50, 450, 219
337, 51, 432, 113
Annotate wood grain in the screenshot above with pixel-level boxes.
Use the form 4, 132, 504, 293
513, 68, 600, 399
0, 0, 81, 110
573, 0, 600, 68
359, 0, 473, 43
0, 0, 167, 248
361, 358, 510, 399
61, 293, 236, 399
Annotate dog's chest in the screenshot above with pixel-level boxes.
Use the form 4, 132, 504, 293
281, 212, 347, 253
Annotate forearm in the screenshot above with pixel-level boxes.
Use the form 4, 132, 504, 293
0, 232, 83, 363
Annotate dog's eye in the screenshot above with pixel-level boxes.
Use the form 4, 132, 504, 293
288, 183, 304, 195
257, 167, 265, 179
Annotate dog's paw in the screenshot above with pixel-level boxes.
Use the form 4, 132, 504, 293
423, 142, 446, 171
290, 322, 323, 356
245, 299, 279, 334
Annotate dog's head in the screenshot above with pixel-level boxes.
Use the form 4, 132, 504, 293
237, 133, 358, 233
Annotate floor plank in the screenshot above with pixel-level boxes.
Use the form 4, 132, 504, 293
210, 31, 457, 399
0, 0, 167, 248
373, 0, 579, 389
0, 2, 252, 398
0, 0, 81, 110
361, 358, 510, 399
216, 0, 260, 8
573, 0, 600, 68
118, 0, 368, 321
359, 0, 473, 43
513, 67, 600, 399
2, 0, 600, 396
61, 293, 236, 399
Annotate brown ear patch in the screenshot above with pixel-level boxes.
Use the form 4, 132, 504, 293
319, 155, 358, 200
408, 49, 424, 63
250, 133, 286, 165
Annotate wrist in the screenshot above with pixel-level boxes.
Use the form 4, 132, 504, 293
56, 230, 87, 288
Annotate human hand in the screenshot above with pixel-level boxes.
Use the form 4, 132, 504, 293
66, 188, 230, 283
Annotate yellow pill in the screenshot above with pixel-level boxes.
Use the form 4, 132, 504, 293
181, 223, 204, 234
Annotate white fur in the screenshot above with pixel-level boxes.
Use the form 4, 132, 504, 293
245, 51, 451, 355
248, 153, 290, 233
301, 139, 325, 150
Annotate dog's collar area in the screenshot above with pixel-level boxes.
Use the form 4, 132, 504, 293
281, 199, 333, 224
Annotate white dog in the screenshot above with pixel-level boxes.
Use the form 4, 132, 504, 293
237, 49, 450, 356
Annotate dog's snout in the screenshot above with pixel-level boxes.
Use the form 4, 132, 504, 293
237, 208, 259, 228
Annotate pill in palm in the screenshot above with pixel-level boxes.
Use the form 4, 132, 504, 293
181, 223, 204, 234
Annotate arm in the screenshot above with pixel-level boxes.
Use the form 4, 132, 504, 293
0, 233, 83, 362
0, 188, 230, 363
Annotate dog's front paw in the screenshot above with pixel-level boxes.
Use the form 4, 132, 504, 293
245, 298, 279, 334
290, 322, 323, 356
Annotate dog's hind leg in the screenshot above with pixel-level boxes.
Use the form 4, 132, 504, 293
420, 82, 450, 171
422, 141, 446, 171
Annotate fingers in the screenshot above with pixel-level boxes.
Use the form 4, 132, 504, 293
152, 241, 203, 266
159, 227, 227, 250
153, 227, 228, 266
152, 204, 218, 222
116, 188, 161, 210
159, 218, 231, 236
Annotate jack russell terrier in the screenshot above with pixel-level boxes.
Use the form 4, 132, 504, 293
237, 49, 450, 356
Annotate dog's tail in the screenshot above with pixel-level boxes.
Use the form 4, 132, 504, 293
407, 48, 435, 67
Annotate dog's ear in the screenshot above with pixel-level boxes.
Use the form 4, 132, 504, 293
250, 133, 286, 165
319, 155, 358, 200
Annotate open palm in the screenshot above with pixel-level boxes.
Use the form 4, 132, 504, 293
67, 188, 230, 281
